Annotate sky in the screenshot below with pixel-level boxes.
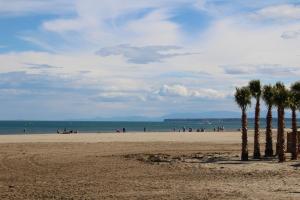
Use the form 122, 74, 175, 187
0, 0, 300, 120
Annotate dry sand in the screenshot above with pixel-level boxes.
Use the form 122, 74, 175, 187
0, 132, 247, 144
0, 131, 300, 200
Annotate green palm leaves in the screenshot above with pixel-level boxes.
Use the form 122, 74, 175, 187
235, 81, 300, 162
235, 87, 251, 111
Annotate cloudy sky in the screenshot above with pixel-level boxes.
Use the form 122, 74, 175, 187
0, 0, 299, 120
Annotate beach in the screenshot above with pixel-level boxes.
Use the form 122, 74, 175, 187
0, 132, 245, 143
0, 131, 300, 199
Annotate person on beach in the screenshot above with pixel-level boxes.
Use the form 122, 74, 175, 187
122, 128, 126, 133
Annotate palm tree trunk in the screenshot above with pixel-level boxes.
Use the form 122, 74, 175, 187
241, 109, 248, 161
278, 107, 286, 162
265, 105, 273, 157
298, 127, 300, 155
253, 98, 261, 159
276, 108, 280, 156
291, 107, 298, 160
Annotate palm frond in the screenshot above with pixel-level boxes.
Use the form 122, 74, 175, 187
262, 84, 274, 107
235, 86, 251, 110
249, 80, 261, 98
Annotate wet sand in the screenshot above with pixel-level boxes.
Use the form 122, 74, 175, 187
0, 131, 299, 199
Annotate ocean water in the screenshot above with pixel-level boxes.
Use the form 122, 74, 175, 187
0, 118, 299, 135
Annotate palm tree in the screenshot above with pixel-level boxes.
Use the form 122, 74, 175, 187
262, 85, 275, 157
235, 86, 251, 161
290, 82, 300, 160
274, 82, 289, 162
249, 80, 262, 159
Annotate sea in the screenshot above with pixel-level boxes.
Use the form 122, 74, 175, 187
0, 118, 299, 135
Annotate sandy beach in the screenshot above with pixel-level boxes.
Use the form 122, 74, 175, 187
0, 131, 300, 200
0, 131, 247, 144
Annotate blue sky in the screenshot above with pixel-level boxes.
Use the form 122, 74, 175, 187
0, 0, 300, 120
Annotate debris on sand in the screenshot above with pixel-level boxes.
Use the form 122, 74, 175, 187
124, 152, 233, 164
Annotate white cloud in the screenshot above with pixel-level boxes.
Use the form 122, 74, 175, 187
2, 1, 300, 119
191, 89, 227, 99
222, 64, 300, 76
24, 63, 62, 69
191, 17, 300, 69
0, 88, 32, 96
251, 4, 300, 21
158, 84, 227, 99
96, 44, 195, 64
123, 9, 180, 45
92, 92, 146, 103
18, 36, 57, 52
0, 0, 73, 16
281, 29, 300, 39
41, 5, 181, 47
194, 0, 207, 10
158, 84, 189, 97
43, 18, 86, 34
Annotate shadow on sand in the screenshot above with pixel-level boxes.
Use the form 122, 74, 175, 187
124, 152, 280, 165
291, 163, 300, 168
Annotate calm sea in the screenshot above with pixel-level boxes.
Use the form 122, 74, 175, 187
0, 118, 299, 135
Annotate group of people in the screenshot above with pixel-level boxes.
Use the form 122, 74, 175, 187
114, 126, 225, 133
57, 128, 78, 134
35, 126, 226, 134
116, 127, 148, 133
174, 126, 225, 132
213, 126, 225, 132
116, 128, 127, 133
174, 127, 206, 132
23, 128, 79, 134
